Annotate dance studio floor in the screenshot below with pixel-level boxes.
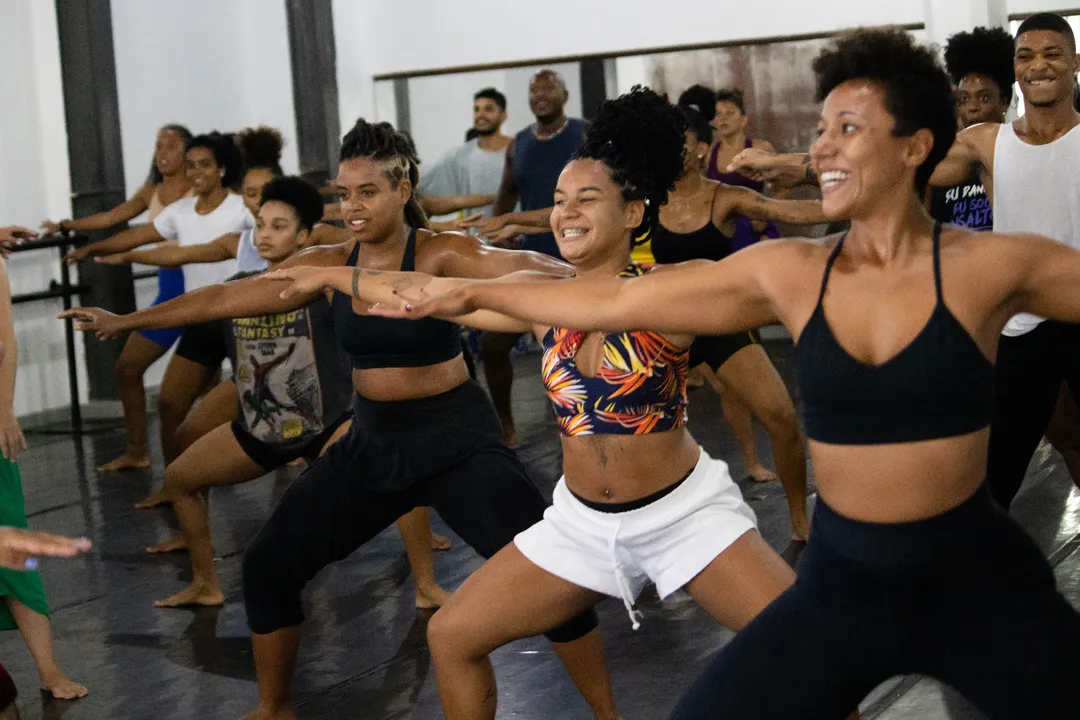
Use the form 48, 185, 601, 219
4, 341, 1079, 719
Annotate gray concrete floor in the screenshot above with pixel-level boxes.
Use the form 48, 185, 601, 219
1, 341, 1077, 718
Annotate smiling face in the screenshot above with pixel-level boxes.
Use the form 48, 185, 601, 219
1015, 29, 1080, 108
255, 200, 309, 263
956, 73, 1008, 126
810, 80, 933, 220
549, 159, 643, 269
335, 157, 410, 243
529, 72, 568, 122
473, 97, 506, 135
184, 146, 224, 197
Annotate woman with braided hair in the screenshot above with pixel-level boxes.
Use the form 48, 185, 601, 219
268, 88, 805, 719
61, 118, 617, 720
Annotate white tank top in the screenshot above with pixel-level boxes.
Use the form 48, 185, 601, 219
993, 122, 1080, 337
235, 228, 268, 273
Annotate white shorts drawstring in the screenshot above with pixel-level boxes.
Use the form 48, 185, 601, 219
607, 520, 643, 630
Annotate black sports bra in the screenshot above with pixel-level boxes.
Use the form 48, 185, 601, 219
651, 186, 734, 264
331, 228, 462, 370
795, 222, 994, 445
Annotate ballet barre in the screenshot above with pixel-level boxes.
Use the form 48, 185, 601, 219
10, 233, 90, 431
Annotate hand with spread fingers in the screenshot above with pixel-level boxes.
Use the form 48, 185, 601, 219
56, 307, 126, 341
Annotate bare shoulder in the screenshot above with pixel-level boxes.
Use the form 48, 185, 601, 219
960, 122, 1002, 155
283, 240, 354, 268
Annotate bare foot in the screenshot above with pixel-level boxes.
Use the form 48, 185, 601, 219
239, 705, 297, 720
40, 668, 88, 700
501, 425, 519, 448
146, 535, 187, 554
154, 582, 224, 608
98, 451, 151, 472
431, 533, 452, 552
745, 463, 778, 483
415, 583, 452, 610
135, 490, 170, 509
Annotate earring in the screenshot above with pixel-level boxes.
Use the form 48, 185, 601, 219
697, 154, 705, 160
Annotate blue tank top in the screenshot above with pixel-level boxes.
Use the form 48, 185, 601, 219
512, 118, 587, 259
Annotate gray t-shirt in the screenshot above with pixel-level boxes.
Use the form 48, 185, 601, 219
418, 138, 508, 219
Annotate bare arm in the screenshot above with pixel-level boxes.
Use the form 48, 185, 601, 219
59, 244, 352, 335
406, 243, 788, 336
490, 138, 519, 217
65, 223, 165, 264
1007, 234, 1080, 324
97, 233, 239, 267
728, 149, 817, 187
310, 224, 352, 246
43, 184, 153, 234
0, 260, 25, 459
267, 265, 535, 334
420, 194, 497, 216
427, 230, 573, 279
719, 185, 826, 226
928, 123, 995, 188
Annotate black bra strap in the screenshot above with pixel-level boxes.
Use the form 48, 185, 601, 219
401, 227, 418, 272
817, 232, 848, 305
931, 221, 943, 301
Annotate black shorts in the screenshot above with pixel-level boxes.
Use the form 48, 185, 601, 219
174, 320, 228, 369
688, 332, 756, 373
232, 411, 353, 471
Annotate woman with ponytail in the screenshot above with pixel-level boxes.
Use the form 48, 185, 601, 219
268, 89, 806, 719
61, 118, 617, 720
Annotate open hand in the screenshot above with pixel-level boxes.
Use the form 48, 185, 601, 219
461, 214, 509, 235
0, 527, 91, 572
263, 266, 330, 299
367, 284, 478, 321
726, 147, 778, 181
56, 307, 125, 340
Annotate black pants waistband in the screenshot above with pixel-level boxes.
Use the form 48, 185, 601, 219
813, 484, 998, 565
569, 468, 693, 513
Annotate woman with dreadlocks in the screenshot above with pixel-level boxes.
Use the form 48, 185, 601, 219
60, 118, 616, 720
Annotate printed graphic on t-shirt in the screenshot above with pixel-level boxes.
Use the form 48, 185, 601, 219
232, 310, 324, 443
934, 182, 993, 231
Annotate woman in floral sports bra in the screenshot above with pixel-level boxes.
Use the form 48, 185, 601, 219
274, 87, 811, 718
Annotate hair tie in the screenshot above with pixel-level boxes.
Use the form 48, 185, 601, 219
689, 103, 700, 112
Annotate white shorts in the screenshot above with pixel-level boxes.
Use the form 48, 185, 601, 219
514, 447, 757, 628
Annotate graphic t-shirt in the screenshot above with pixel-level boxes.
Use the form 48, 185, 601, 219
225, 273, 351, 447
930, 173, 993, 231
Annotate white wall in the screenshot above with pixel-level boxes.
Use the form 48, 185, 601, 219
111, 0, 299, 387
0, 0, 87, 419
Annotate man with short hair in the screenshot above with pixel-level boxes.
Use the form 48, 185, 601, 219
417, 87, 511, 220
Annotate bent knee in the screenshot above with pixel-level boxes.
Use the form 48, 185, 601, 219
427, 606, 490, 661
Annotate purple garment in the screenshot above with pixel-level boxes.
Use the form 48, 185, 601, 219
706, 137, 780, 251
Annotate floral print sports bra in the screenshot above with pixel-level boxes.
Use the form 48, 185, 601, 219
540, 264, 689, 437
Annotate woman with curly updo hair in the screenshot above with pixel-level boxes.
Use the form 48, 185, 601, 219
292, 87, 806, 718
367, 29, 1080, 718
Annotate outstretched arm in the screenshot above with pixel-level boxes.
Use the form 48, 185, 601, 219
399, 242, 787, 336
719, 185, 827, 226
0, 260, 25, 460
490, 139, 520, 217
727, 149, 817, 187
64, 223, 165, 264
1005, 234, 1080, 325
96, 233, 240, 267
42, 184, 153, 234
59, 244, 351, 337
420, 194, 497, 216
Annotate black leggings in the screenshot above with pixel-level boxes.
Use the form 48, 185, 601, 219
242, 381, 597, 644
987, 321, 1080, 508
671, 486, 1080, 719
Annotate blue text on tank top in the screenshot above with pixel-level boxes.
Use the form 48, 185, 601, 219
331, 230, 462, 370
512, 118, 587, 259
